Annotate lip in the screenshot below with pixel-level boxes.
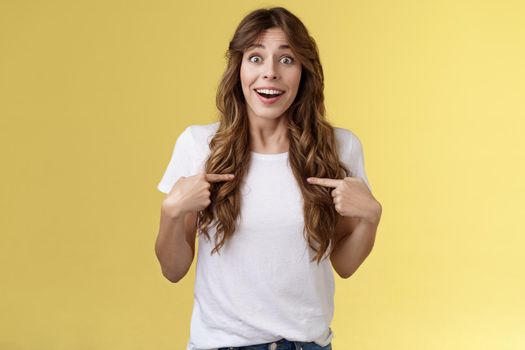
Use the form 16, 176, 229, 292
254, 86, 285, 92
254, 89, 285, 105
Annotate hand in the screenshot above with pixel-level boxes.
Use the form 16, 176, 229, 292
306, 176, 381, 224
162, 173, 235, 218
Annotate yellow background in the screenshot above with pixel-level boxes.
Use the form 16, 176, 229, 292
1, 0, 524, 349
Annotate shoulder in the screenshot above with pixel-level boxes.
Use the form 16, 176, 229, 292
179, 121, 219, 159
186, 121, 220, 141
179, 121, 219, 147
332, 126, 362, 157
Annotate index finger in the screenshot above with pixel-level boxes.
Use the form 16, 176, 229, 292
306, 177, 341, 188
205, 173, 235, 183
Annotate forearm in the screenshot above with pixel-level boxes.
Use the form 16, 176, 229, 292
154, 206, 193, 283
331, 212, 380, 278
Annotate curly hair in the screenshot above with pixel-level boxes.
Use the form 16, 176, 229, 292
197, 6, 352, 264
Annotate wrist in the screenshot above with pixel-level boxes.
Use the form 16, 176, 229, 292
363, 200, 382, 225
161, 200, 187, 220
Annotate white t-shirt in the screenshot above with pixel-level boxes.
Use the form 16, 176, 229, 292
157, 121, 371, 350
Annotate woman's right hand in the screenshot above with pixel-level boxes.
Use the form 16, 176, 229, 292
162, 173, 235, 218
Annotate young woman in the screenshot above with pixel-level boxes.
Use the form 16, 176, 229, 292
155, 7, 382, 350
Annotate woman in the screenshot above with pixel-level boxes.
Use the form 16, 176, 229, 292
155, 6, 382, 350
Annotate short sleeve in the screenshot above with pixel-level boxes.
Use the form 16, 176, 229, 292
349, 132, 372, 192
157, 127, 196, 194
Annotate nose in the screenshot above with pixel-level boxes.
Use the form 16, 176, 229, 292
263, 72, 278, 80
263, 60, 279, 80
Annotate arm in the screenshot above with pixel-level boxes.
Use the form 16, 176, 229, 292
330, 202, 381, 279
154, 203, 197, 283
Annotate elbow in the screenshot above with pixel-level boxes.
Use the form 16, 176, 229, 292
155, 247, 183, 283
342, 271, 354, 279
331, 255, 356, 279
162, 269, 183, 283
155, 252, 184, 284
331, 260, 355, 279
335, 248, 375, 279
337, 269, 355, 279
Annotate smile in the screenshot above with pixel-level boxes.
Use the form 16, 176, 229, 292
254, 89, 285, 105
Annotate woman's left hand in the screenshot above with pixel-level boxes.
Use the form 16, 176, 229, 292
306, 176, 381, 225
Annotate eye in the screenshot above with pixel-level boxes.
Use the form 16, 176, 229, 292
248, 55, 262, 63
281, 56, 294, 64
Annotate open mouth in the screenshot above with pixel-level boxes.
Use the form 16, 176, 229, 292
253, 89, 285, 104
256, 91, 284, 98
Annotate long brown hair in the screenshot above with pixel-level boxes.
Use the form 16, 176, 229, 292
197, 7, 352, 264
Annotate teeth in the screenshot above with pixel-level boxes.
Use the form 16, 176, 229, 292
255, 88, 284, 95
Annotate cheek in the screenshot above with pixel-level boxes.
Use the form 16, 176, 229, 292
289, 68, 302, 92
240, 65, 254, 93
295, 69, 302, 88
239, 65, 247, 87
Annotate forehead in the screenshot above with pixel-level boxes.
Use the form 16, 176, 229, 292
247, 27, 291, 50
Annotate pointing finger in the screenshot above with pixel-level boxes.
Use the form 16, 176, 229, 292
205, 173, 235, 183
306, 177, 341, 188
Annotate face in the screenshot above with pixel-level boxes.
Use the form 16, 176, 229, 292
240, 27, 302, 122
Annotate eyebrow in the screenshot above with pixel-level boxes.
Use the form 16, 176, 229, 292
246, 44, 291, 50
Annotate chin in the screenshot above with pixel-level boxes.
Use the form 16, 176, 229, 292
253, 110, 287, 119
250, 105, 291, 119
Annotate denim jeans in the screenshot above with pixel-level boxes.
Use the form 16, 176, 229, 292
217, 337, 332, 350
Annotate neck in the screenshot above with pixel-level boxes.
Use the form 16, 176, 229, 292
248, 114, 289, 153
